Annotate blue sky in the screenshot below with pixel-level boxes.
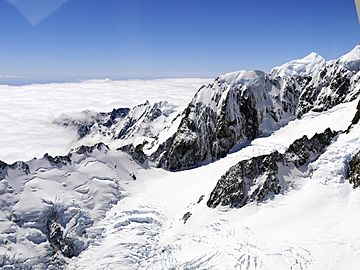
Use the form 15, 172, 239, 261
0, 0, 359, 83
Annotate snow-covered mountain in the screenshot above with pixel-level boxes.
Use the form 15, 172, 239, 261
55, 100, 178, 150
3, 45, 360, 269
271, 52, 326, 78
143, 45, 360, 171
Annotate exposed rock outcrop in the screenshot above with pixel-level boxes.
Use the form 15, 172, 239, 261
0, 160, 30, 180
348, 152, 360, 188
57, 108, 130, 139
146, 45, 360, 171
150, 71, 300, 171
55, 101, 177, 148
207, 128, 338, 208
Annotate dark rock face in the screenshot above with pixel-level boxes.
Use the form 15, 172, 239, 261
146, 48, 360, 171
58, 108, 131, 139
56, 101, 176, 145
75, 142, 109, 155
207, 128, 338, 208
348, 152, 360, 189
150, 72, 301, 171
284, 129, 338, 167
349, 100, 360, 129
47, 219, 77, 258
296, 65, 357, 117
43, 203, 92, 260
207, 152, 282, 208
118, 143, 148, 165
0, 161, 30, 180
44, 153, 72, 167
182, 212, 192, 224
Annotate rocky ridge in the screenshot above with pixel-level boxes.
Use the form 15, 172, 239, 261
207, 128, 338, 208
144, 45, 360, 171
55, 101, 177, 148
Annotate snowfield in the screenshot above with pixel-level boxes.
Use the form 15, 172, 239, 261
3, 46, 360, 269
68, 98, 360, 270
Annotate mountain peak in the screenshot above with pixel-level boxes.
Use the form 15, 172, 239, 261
339, 43, 360, 63
220, 70, 265, 85
302, 52, 323, 62
271, 52, 325, 78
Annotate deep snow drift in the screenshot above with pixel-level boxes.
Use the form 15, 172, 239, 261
2, 46, 360, 270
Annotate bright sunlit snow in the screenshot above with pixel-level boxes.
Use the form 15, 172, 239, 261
69, 98, 360, 270
2, 47, 360, 270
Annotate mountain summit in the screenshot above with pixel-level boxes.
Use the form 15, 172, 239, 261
271, 52, 326, 77
136, 44, 360, 171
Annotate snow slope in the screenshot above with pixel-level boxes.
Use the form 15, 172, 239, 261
0, 143, 147, 269
68, 98, 360, 270
3, 46, 360, 270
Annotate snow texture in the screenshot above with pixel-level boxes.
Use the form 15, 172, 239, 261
2, 45, 360, 270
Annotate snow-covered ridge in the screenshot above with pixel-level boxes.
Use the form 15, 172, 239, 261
47, 44, 360, 173
271, 52, 326, 78
207, 128, 338, 209
71, 96, 360, 269
336, 44, 360, 72
55, 100, 178, 151
140, 44, 360, 171
3, 45, 360, 269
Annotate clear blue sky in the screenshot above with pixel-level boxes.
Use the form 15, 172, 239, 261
0, 0, 359, 83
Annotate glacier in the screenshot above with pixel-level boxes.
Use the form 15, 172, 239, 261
2, 45, 360, 269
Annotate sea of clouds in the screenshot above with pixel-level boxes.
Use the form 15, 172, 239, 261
0, 78, 210, 163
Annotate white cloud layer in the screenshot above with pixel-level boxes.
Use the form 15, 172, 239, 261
0, 78, 210, 163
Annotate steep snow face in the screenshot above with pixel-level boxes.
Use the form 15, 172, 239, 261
339, 44, 360, 72
148, 71, 301, 171
271, 52, 326, 78
295, 52, 360, 117
145, 45, 360, 171
0, 143, 144, 269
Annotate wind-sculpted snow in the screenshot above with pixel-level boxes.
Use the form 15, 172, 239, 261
0, 143, 144, 269
143, 45, 360, 171
207, 128, 338, 208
